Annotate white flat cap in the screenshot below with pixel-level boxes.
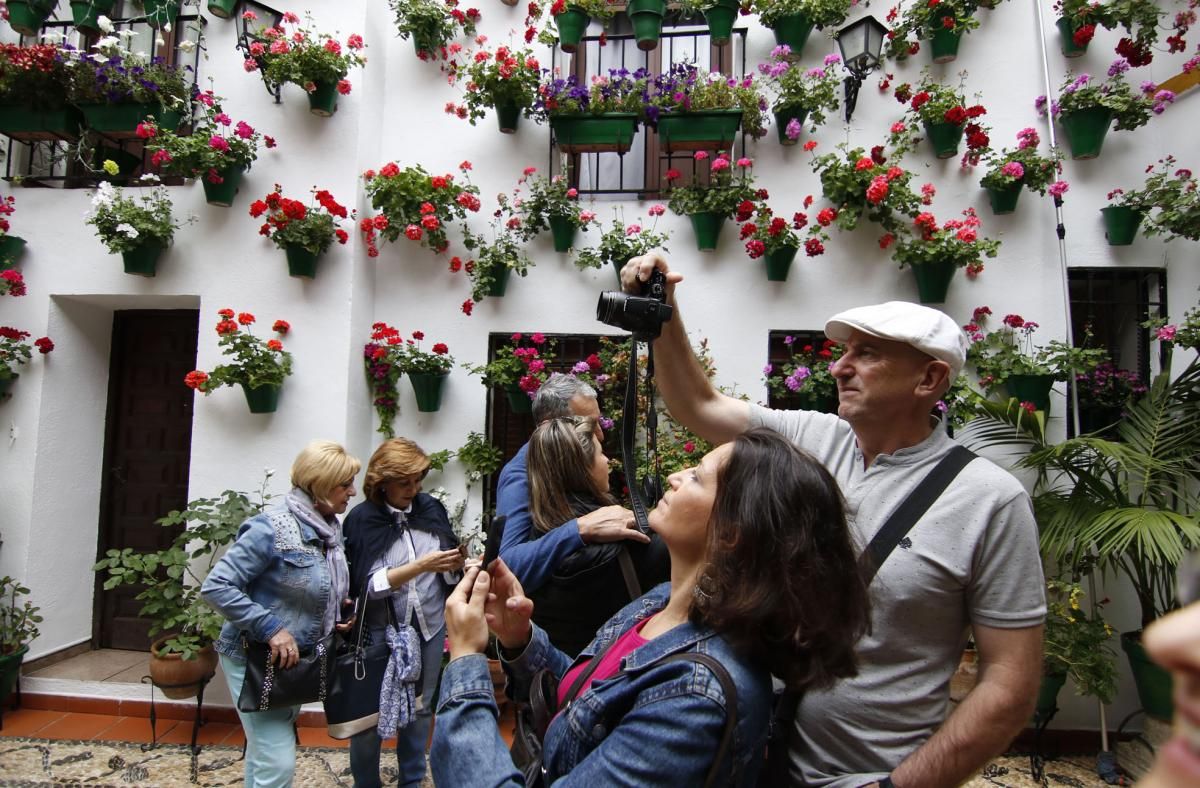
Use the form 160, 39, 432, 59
825, 301, 968, 379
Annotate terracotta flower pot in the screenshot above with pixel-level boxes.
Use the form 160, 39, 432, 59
149, 637, 218, 700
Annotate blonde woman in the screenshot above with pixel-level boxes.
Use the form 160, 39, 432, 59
201, 440, 360, 788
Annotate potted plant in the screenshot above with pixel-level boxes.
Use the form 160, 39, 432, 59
1102, 156, 1200, 245
542, 0, 617, 53
1039, 63, 1172, 160
675, 0, 743, 47
184, 309, 294, 414
0, 577, 42, 704
513, 166, 597, 252
741, 0, 853, 59
1054, 0, 1102, 57
459, 217, 534, 302
1074, 360, 1146, 436
0, 43, 81, 139
0, 270, 24, 298
738, 200, 823, 281
574, 207, 671, 281
360, 160, 480, 257
882, 0, 986, 63
762, 335, 842, 412
666, 151, 758, 251
363, 321, 406, 437
93, 482, 269, 698
0, 327, 52, 400
978, 128, 1062, 215
84, 179, 185, 276
1040, 578, 1118, 716
244, 10, 367, 116
1054, 0, 1165, 64
249, 185, 351, 279
446, 44, 541, 134
397, 331, 455, 412
889, 208, 998, 303
895, 70, 989, 161
644, 61, 767, 152
0, 195, 26, 270
466, 331, 557, 412
756, 47, 841, 144
808, 139, 923, 240
143, 89, 269, 207
389, 0, 479, 60
534, 67, 648, 154
6, 0, 58, 36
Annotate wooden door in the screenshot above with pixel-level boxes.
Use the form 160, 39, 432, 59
93, 309, 199, 650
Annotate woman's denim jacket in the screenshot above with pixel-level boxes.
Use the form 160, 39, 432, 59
430, 583, 771, 787
201, 503, 332, 660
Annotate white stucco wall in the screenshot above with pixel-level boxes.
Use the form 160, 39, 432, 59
0, 0, 1197, 735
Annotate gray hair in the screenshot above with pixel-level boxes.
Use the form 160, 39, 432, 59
533, 373, 597, 424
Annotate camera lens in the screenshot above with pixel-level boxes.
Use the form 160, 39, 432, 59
596, 291, 625, 325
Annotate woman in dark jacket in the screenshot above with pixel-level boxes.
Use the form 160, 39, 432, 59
341, 437, 465, 788
524, 415, 669, 656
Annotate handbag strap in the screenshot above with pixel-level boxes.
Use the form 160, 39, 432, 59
559, 625, 630, 709
656, 652, 738, 788
616, 547, 642, 601
350, 571, 401, 650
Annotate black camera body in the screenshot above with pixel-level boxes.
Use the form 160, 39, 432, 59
596, 269, 674, 340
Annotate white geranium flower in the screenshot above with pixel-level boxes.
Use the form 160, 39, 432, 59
95, 35, 119, 49
156, 34, 166, 47
138, 173, 161, 184
116, 223, 140, 239
97, 15, 114, 33
41, 32, 65, 43
178, 40, 196, 53
91, 182, 116, 208
163, 22, 172, 32
118, 28, 136, 39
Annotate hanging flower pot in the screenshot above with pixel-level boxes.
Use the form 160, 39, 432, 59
140, 0, 180, 29
555, 8, 589, 53
764, 244, 798, 282
909, 260, 957, 304
1121, 631, 1174, 721
241, 382, 281, 414
550, 113, 639, 154
485, 265, 512, 297
1100, 205, 1143, 246
923, 121, 964, 159
1058, 107, 1114, 160
71, 0, 116, 34
769, 13, 814, 58
121, 238, 166, 277
1005, 373, 1054, 413
1033, 672, 1067, 723
0, 236, 27, 269
0, 373, 18, 400
656, 109, 743, 153
6, 0, 57, 35
703, 0, 739, 47
201, 164, 246, 208
284, 244, 322, 279
928, 26, 963, 63
1056, 17, 1089, 57
495, 100, 521, 134
985, 183, 1022, 215
307, 80, 339, 117
207, 0, 237, 19
773, 106, 808, 145
627, 0, 666, 51
409, 372, 448, 412
547, 216, 576, 252
689, 212, 725, 252
504, 383, 532, 414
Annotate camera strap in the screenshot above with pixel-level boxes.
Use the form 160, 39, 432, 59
622, 339, 654, 534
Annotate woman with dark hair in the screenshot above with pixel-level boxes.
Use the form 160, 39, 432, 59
524, 415, 669, 656
431, 427, 871, 786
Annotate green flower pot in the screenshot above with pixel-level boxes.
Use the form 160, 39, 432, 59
284, 244, 321, 279
547, 215, 576, 252
201, 164, 246, 207
207, 0, 237, 19
764, 245, 798, 282
555, 8, 589, 53
141, 0, 180, 28
0, 235, 27, 270
929, 25, 963, 63
550, 113, 639, 154
79, 103, 180, 136
773, 106, 808, 145
1005, 373, 1054, 414
910, 260, 957, 304
485, 265, 512, 297
985, 183, 1023, 215
791, 389, 838, 414
1100, 205, 1143, 246
412, 32, 440, 58
71, 0, 116, 34
504, 383, 532, 414
307, 80, 339, 117
1122, 631, 1174, 721
923, 121, 964, 159
1033, 672, 1067, 723
409, 372, 448, 412
656, 109, 742, 153
0, 645, 28, 701
689, 211, 725, 252
6, 0, 56, 35
770, 13, 814, 58
0, 372, 18, 401
495, 101, 521, 134
1057, 16, 1088, 57
627, 0, 666, 51
121, 239, 165, 277
703, 0, 739, 46
1059, 107, 1114, 160
0, 104, 83, 139
241, 382, 281, 413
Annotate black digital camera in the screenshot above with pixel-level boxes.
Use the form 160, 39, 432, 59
595, 269, 674, 340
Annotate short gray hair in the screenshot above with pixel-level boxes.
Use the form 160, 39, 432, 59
533, 373, 597, 424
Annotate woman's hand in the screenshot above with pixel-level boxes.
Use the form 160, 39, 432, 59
267, 628, 299, 669
445, 565, 491, 660
484, 559, 534, 652
334, 597, 355, 634
420, 547, 467, 575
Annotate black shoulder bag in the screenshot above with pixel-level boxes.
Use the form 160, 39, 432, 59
323, 577, 399, 739
758, 444, 977, 786
237, 631, 335, 713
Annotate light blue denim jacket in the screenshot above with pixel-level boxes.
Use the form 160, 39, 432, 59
201, 501, 332, 660
430, 583, 771, 787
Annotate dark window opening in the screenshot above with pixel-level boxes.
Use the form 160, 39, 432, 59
765, 329, 828, 410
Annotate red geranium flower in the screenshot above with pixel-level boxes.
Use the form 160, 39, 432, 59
272, 319, 290, 334
237, 312, 255, 325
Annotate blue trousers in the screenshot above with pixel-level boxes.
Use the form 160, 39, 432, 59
348, 626, 445, 788
220, 653, 300, 788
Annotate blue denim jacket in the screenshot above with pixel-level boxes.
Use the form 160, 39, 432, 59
430, 584, 771, 786
201, 502, 332, 660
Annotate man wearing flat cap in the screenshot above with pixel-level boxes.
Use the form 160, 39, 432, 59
620, 253, 1045, 788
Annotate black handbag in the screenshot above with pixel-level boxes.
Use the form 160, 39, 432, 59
237, 631, 334, 713
323, 582, 399, 739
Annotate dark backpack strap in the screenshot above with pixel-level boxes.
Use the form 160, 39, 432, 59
658, 652, 738, 788
858, 444, 976, 585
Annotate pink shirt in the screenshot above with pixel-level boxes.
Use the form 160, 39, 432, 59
556, 616, 653, 708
